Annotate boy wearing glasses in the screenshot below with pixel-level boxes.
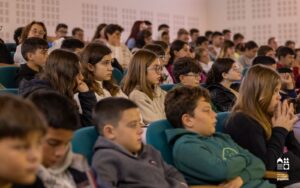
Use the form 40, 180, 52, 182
173, 57, 202, 88
92, 97, 188, 188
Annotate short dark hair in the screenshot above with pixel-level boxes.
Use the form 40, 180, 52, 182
277, 46, 295, 59
14, 27, 24, 45
233, 33, 244, 41
0, 95, 47, 139
61, 38, 84, 52
196, 36, 208, 46
72, 27, 83, 36
177, 28, 189, 36
222, 29, 231, 35
153, 40, 168, 50
285, 40, 295, 47
144, 20, 152, 26
257, 45, 273, 56
29, 91, 80, 130
205, 31, 213, 38
252, 56, 276, 66
143, 44, 165, 56
165, 86, 211, 128
173, 57, 202, 83
93, 97, 138, 135
212, 31, 223, 38
104, 24, 124, 39
206, 58, 235, 85
244, 41, 258, 50
190, 28, 199, 35
158, 24, 169, 31
136, 30, 152, 48
56, 23, 68, 32
21, 37, 48, 61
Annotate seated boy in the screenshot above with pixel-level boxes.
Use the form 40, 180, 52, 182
92, 97, 188, 188
173, 57, 202, 88
164, 86, 275, 188
16, 37, 48, 86
0, 95, 47, 188
29, 91, 92, 188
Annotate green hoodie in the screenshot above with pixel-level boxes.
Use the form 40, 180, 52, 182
165, 128, 275, 188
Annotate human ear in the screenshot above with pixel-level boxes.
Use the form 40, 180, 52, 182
102, 125, 116, 140
182, 114, 193, 128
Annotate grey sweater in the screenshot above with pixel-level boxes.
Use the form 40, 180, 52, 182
92, 137, 187, 188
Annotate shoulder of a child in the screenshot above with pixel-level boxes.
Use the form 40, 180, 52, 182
129, 89, 147, 99
71, 153, 90, 171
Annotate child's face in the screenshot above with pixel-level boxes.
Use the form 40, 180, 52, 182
146, 59, 162, 85
28, 24, 45, 39
175, 44, 190, 59
245, 47, 258, 59
267, 83, 281, 114
223, 62, 241, 82
110, 108, 144, 154
0, 132, 43, 185
184, 97, 217, 136
42, 128, 73, 168
180, 72, 200, 88
30, 49, 48, 67
282, 54, 295, 68
94, 54, 113, 81
108, 31, 121, 46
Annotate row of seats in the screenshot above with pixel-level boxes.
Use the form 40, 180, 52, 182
71, 111, 230, 165
0, 66, 124, 93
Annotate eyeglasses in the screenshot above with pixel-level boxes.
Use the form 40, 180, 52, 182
29, 29, 46, 36
184, 73, 200, 78
158, 55, 167, 61
58, 30, 67, 34
147, 65, 163, 73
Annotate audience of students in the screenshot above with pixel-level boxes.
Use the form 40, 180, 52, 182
5, 18, 300, 188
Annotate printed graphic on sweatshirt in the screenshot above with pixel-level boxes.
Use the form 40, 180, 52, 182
222, 147, 238, 160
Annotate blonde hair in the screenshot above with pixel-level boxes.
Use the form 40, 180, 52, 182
122, 49, 158, 100
232, 64, 281, 139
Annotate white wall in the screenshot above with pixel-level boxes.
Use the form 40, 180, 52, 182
0, 0, 208, 43
206, 0, 300, 46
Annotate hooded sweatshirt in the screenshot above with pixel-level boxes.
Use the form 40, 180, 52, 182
37, 145, 91, 188
165, 128, 275, 188
92, 137, 187, 188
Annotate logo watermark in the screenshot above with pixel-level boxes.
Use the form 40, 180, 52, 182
276, 157, 289, 181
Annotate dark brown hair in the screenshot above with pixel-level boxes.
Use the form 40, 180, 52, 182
39, 49, 80, 99
0, 95, 47, 139
81, 43, 120, 96
165, 86, 211, 128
